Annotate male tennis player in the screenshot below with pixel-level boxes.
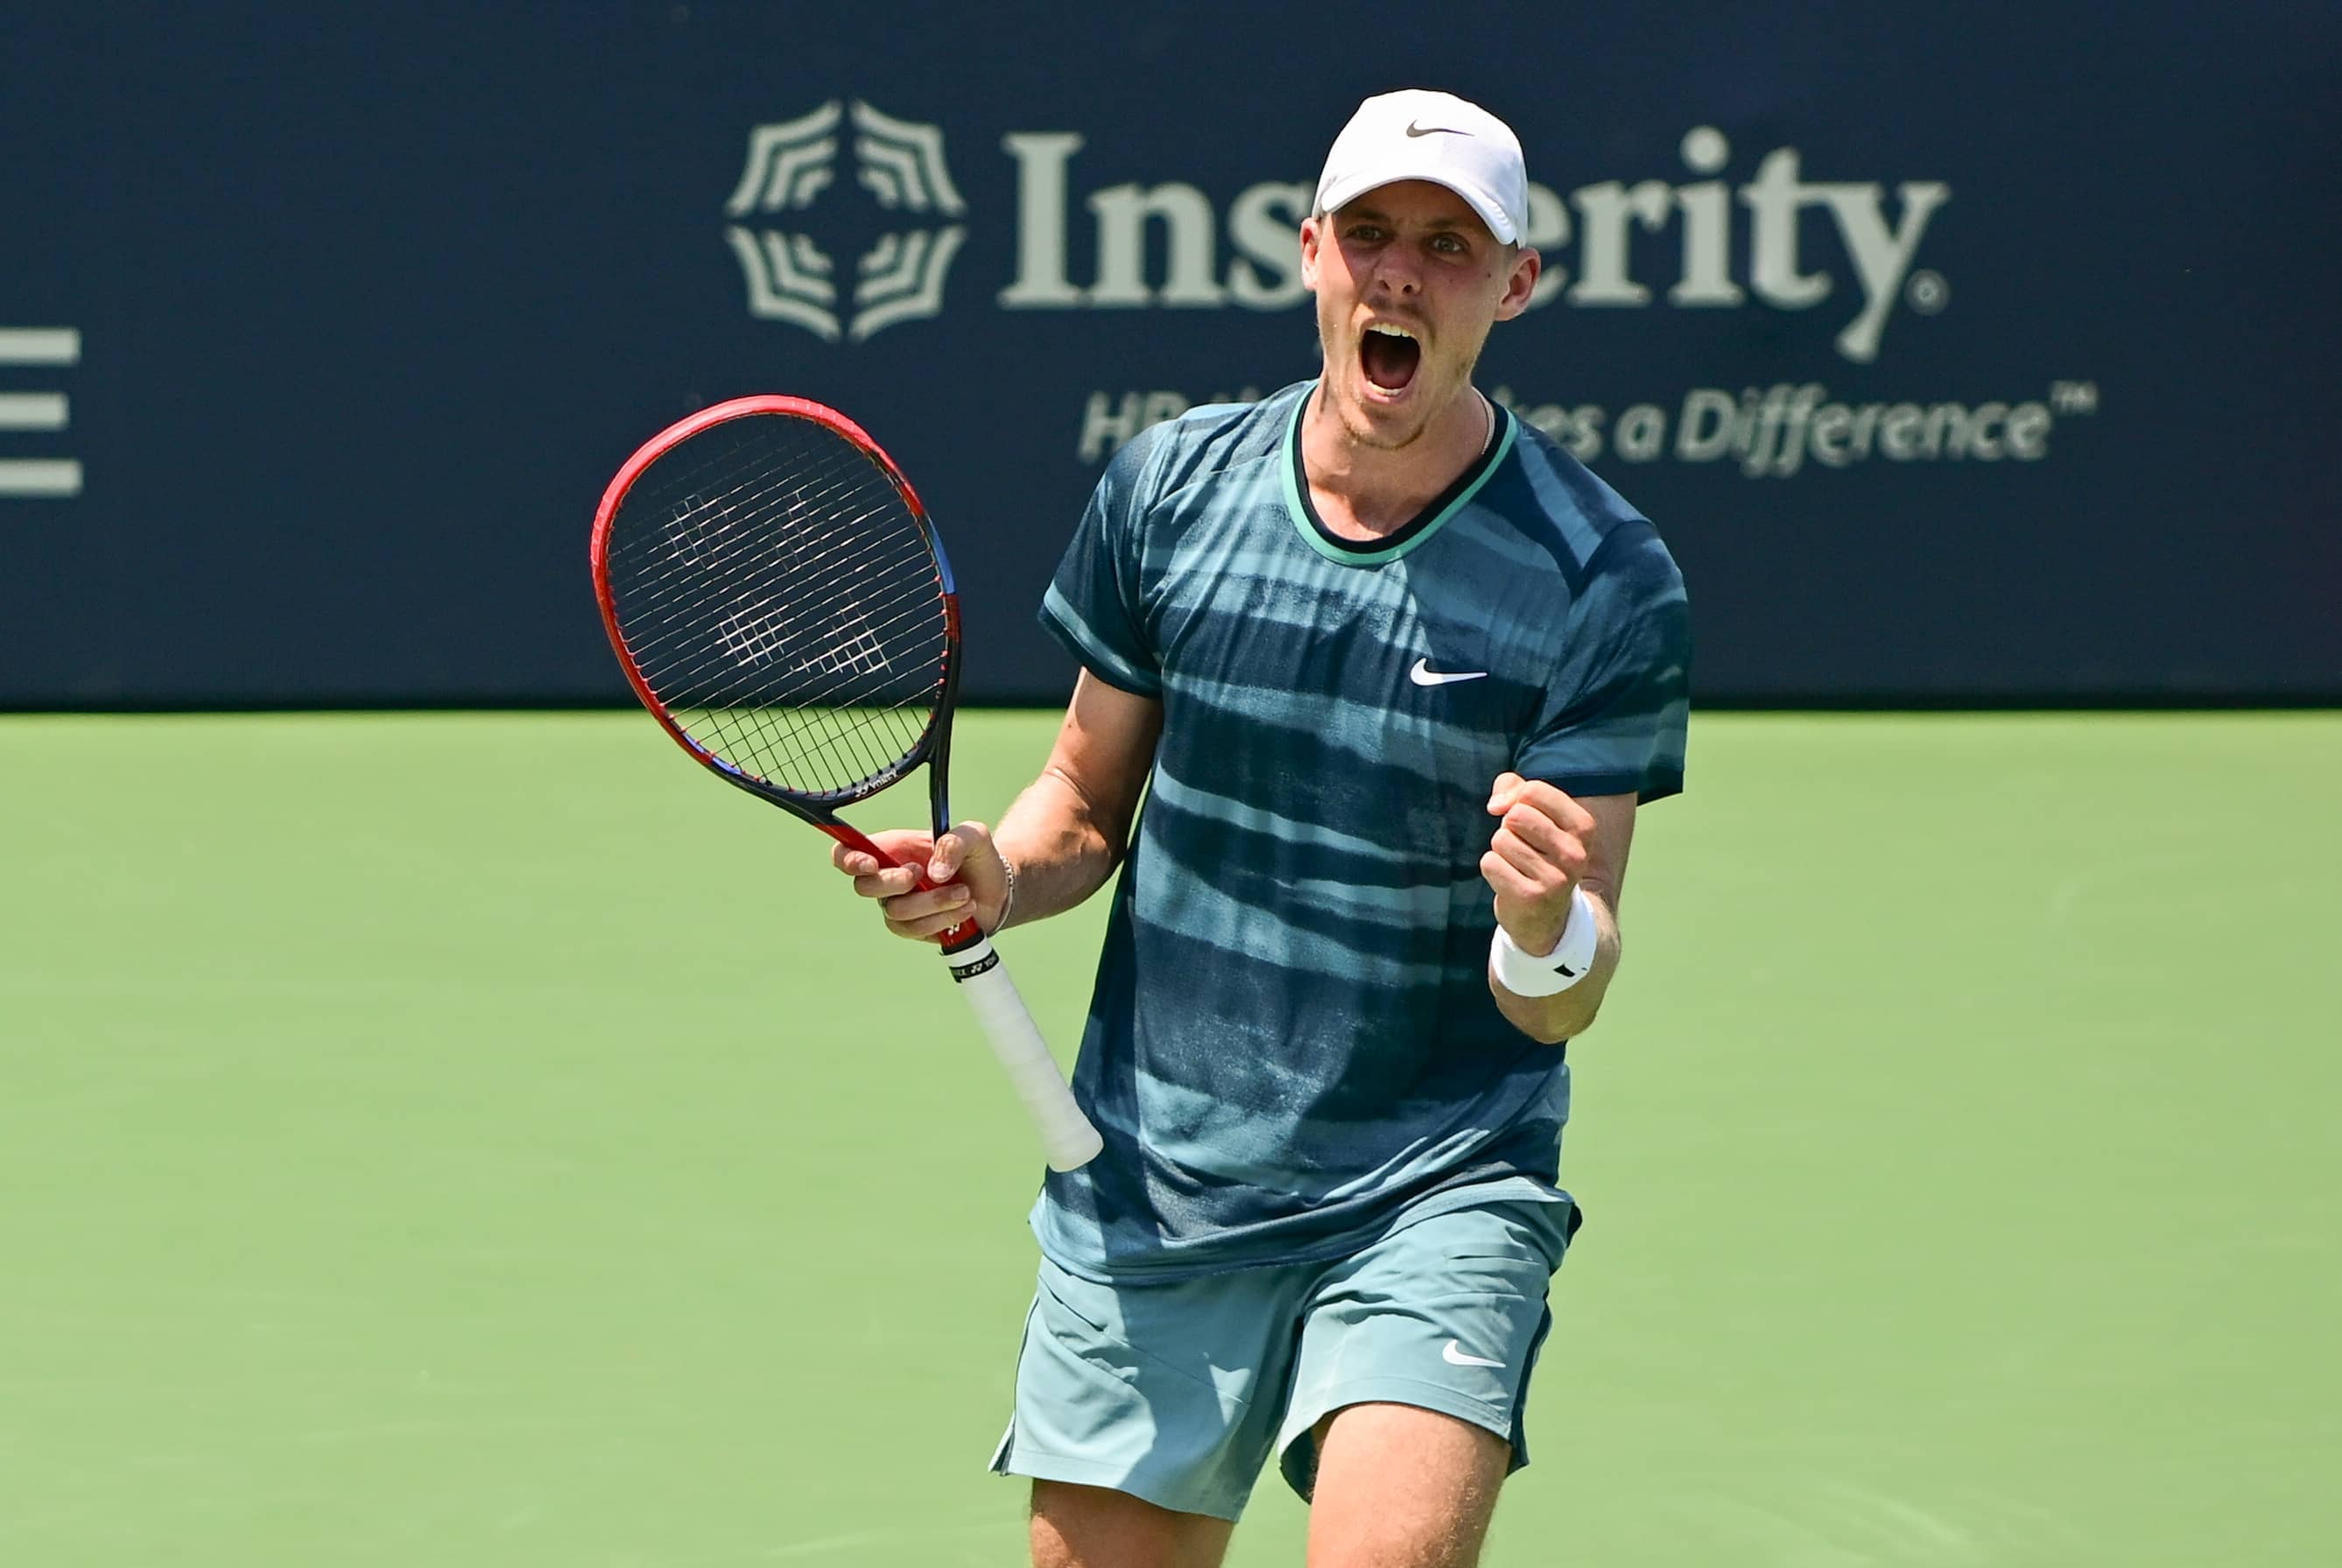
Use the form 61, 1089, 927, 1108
835, 88, 1688, 1568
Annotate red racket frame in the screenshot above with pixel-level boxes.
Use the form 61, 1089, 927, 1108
588, 394, 981, 948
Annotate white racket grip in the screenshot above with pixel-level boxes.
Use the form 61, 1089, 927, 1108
944, 938, 1104, 1172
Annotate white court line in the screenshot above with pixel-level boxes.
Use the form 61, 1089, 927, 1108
0, 460, 81, 496
0, 393, 67, 430
0, 327, 79, 365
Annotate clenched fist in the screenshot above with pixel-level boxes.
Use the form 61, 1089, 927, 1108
1480, 771, 1595, 955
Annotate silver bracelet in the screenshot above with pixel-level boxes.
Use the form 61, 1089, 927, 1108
995, 854, 1018, 932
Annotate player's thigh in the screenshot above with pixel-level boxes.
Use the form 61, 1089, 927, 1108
1030, 1480, 1236, 1568
1307, 1403, 1509, 1568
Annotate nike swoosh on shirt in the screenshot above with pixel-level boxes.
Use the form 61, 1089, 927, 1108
1410, 658, 1487, 687
1443, 1339, 1505, 1368
1405, 122, 1468, 137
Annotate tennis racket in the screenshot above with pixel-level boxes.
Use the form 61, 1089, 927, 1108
590, 395, 1102, 1172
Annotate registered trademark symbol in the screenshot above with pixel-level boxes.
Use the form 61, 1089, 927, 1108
2050, 381, 2099, 415
1905, 271, 1949, 313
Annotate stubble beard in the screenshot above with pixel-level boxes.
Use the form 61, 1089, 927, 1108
1340, 395, 1427, 452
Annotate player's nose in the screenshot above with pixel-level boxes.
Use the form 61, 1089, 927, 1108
1371, 254, 1424, 296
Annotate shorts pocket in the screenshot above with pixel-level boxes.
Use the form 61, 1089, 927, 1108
1034, 1257, 1117, 1335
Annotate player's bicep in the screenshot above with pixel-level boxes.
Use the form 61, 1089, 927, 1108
1040, 670, 1163, 849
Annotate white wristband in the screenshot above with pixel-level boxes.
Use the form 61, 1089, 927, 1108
1490, 886, 1600, 997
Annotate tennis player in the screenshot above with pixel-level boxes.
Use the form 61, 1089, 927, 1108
835, 88, 1689, 1568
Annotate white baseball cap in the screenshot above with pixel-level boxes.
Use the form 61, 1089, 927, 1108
1312, 89, 1530, 244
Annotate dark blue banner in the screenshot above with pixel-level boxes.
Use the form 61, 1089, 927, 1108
5, 3, 2337, 704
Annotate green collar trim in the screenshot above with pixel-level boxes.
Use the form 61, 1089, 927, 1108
1279, 383, 1516, 566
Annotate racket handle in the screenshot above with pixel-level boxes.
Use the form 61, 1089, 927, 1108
944, 937, 1104, 1172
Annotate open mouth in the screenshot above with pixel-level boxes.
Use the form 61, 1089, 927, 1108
1360, 322, 1422, 392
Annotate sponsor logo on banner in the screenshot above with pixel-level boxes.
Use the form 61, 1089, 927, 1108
725, 101, 967, 341
997, 124, 1947, 365
0, 327, 81, 498
723, 110, 2097, 475
728, 116, 1948, 362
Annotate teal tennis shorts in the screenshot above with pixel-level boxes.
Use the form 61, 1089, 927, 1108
989, 1188, 1579, 1521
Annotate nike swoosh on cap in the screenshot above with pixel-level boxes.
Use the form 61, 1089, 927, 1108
1404, 121, 1469, 137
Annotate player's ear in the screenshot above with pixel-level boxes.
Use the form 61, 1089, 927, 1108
1299, 213, 1325, 291
1494, 245, 1541, 321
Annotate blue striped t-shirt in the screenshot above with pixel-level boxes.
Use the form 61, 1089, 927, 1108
1034, 379, 1690, 1281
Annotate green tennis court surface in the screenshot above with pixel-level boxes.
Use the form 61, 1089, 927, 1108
3, 712, 2333, 1565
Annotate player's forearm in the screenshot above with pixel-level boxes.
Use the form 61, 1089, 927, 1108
988, 765, 1137, 932
1490, 887, 1622, 1044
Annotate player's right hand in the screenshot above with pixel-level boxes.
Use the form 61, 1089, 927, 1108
830, 822, 1009, 942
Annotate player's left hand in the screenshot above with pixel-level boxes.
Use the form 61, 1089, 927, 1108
1481, 771, 1596, 954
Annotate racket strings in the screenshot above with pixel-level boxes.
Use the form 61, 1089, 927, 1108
628, 490, 939, 789
622, 528, 929, 683
613, 457, 906, 626
603, 413, 950, 798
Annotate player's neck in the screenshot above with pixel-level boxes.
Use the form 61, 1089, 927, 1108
1301, 385, 1493, 541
